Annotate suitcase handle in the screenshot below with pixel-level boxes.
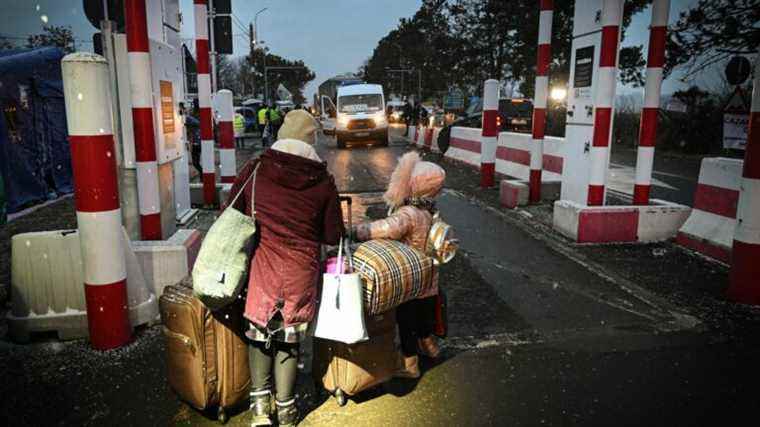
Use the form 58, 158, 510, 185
163, 326, 196, 356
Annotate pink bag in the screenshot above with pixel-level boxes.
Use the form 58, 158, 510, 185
325, 256, 346, 275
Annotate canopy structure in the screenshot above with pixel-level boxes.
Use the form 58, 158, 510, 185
0, 47, 72, 214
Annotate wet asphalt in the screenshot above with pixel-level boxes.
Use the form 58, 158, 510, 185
1, 126, 759, 426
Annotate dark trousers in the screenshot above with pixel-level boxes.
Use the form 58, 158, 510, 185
397, 296, 437, 357
248, 340, 299, 403
191, 143, 201, 175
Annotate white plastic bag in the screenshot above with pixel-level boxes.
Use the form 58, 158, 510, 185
314, 238, 368, 344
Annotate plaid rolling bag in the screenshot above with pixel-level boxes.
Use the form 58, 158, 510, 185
352, 239, 434, 315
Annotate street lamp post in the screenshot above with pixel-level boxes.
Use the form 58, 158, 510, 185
386, 68, 422, 102
254, 7, 268, 46
254, 8, 268, 100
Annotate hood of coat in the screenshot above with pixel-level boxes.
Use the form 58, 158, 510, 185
259, 147, 330, 191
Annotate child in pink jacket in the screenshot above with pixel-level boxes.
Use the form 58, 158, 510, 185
354, 152, 445, 378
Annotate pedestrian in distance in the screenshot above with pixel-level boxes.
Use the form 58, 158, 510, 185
352, 151, 446, 378
225, 109, 344, 427
184, 101, 202, 175
257, 105, 269, 146
402, 99, 414, 137
233, 110, 246, 149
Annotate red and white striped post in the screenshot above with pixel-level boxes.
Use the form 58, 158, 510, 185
217, 89, 236, 183
62, 53, 132, 350
587, 0, 624, 206
728, 58, 760, 305
481, 79, 499, 188
633, 0, 670, 205
125, 0, 162, 240
529, 0, 554, 203
195, 0, 216, 205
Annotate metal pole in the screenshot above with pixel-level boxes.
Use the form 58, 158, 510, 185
62, 53, 132, 350
125, 0, 162, 240
209, 0, 217, 93
481, 79, 499, 188
194, 0, 216, 205
217, 89, 236, 183
418, 70, 422, 103
728, 52, 760, 305
587, 0, 624, 206
633, 0, 670, 205
529, 0, 555, 204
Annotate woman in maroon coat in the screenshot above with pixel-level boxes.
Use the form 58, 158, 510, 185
226, 110, 343, 426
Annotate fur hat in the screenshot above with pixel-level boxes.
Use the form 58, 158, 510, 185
384, 152, 446, 208
277, 109, 318, 145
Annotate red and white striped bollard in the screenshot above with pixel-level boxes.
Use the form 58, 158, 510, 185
217, 89, 237, 184
62, 53, 132, 350
530, 0, 554, 203
125, 0, 162, 240
633, 0, 670, 205
195, 0, 216, 205
728, 58, 760, 305
587, 0, 624, 206
481, 79, 499, 188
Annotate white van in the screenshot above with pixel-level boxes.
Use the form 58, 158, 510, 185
335, 84, 388, 148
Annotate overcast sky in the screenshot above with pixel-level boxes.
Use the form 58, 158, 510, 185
1, 0, 705, 101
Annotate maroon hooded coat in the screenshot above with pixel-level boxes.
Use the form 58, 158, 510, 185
226, 149, 344, 327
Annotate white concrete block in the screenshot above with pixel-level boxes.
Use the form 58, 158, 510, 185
132, 229, 202, 298
637, 199, 692, 242
552, 200, 581, 241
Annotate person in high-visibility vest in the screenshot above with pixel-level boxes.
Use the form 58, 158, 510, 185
269, 107, 283, 141
258, 106, 268, 131
258, 106, 270, 147
233, 111, 245, 148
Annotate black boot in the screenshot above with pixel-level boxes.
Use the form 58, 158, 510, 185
250, 389, 273, 426
276, 399, 298, 427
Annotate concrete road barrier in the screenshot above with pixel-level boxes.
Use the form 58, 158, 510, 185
676, 157, 743, 263
554, 199, 691, 243
7, 228, 158, 342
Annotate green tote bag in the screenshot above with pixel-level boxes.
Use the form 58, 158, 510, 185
192, 165, 259, 310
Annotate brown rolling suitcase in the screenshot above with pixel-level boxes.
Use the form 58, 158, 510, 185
159, 282, 251, 423
312, 309, 402, 406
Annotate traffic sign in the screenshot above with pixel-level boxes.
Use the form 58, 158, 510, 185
725, 56, 751, 86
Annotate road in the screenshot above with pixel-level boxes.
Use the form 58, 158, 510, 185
2, 127, 758, 427
608, 145, 703, 206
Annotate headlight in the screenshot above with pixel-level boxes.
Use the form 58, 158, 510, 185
374, 112, 386, 124
337, 114, 350, 126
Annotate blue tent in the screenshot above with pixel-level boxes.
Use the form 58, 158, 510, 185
0, 47, 73, 214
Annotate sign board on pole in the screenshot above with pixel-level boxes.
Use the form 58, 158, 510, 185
723, 87, 750, 150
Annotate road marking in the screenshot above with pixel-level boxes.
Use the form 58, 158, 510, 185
608, 162, 678, 194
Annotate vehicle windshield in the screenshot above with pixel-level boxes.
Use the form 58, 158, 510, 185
338, 94, 383, 113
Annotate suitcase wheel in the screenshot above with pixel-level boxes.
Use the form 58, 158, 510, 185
335, 389, 347, 407
217, 407, 228, 424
